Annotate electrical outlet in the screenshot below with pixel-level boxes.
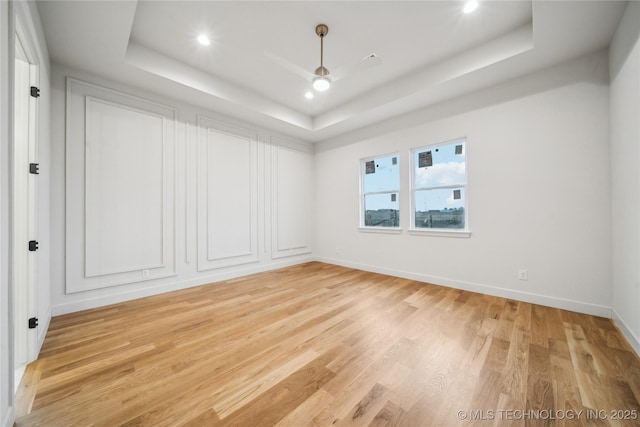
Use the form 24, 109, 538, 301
518, 269, 528, 281
142, 269, 150, 278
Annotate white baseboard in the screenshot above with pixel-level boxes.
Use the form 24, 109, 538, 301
612, 309, 640, 356
39, 255, 640, 361
36, 306, 52, 355
316, 256, 613, 318
2, 407, 14, 427
53, 256, 315, 316
54, 255, 614, 319
14, 366, 25, 394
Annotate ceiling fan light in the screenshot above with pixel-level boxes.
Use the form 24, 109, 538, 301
463, 0, 479, 14
313, 76, 331, 91
197, 34, 211, 46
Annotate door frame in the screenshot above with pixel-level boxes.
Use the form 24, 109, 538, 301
12, 12, 39, 376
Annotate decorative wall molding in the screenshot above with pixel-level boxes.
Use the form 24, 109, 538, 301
55, 69, 316, 318
66, 78, 177, 293
270, 137, 313, 259
84, 96, 166, 277
196, 116, 259, 271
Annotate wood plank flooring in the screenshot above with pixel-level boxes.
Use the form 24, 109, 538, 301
14, 262, 640, 426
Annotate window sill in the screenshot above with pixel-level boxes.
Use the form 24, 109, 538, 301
358, 227, 403, 234
408, 229, 471, 238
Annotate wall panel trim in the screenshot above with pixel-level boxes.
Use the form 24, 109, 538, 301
65, 77, 177, 293
271, 136, 313, 259
196, 115, 259, 271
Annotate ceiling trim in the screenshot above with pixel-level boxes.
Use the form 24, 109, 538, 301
313, 22, 533, 131
125, 41, 313, 130
125, 22, 532, 135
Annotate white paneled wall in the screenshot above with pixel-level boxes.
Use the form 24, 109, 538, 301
84, 98, 165, 277
271, 138, 313, 259
53, 70, 313, 311
66, 78, 177, 293
197, 117, 259, 270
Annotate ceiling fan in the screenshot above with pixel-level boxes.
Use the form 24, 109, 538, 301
265, 24, 382, 92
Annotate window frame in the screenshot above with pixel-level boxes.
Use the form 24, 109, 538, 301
409, 138, 470, 238
359, 152, 402, 233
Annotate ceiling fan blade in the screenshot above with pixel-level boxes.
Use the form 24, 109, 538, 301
331, 53, 382, 82
263, 50, 315, 82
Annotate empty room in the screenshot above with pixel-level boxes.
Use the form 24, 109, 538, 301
1, 0, 640, 425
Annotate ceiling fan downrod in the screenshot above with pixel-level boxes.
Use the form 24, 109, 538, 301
315, 24, 329, 78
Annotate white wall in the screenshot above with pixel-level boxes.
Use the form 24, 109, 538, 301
315, 51, 612, 317
610, 2, 640, 355
50, 64, 314, 315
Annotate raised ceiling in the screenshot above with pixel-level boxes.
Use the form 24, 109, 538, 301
37, 1, 626, 142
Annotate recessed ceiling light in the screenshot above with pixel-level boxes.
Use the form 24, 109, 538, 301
197, 34, 211, 46
463, 0, 479, 14
305, 91, 314, 100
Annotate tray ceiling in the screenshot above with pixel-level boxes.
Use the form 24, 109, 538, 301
37, 1, 626, 142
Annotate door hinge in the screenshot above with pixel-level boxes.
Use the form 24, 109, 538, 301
28, 240, 39, 252
29, 163, 39, 175
28, 317, 38, 329
30, 86, 40, 98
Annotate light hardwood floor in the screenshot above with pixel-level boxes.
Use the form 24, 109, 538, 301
14, 262, 640, 426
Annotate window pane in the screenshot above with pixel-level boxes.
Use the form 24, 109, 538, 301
414, 188, 465, 229
414, 142, 465, 188
364, 193, 399, 227
364, 155, 400, 193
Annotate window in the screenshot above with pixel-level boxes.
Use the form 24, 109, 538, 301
411, 139, 468, 234
360, 154, 400, 229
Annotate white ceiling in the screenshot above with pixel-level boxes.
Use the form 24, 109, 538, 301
36, 1, 627, 142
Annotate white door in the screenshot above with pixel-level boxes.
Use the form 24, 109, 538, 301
13, 28, 38, 371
